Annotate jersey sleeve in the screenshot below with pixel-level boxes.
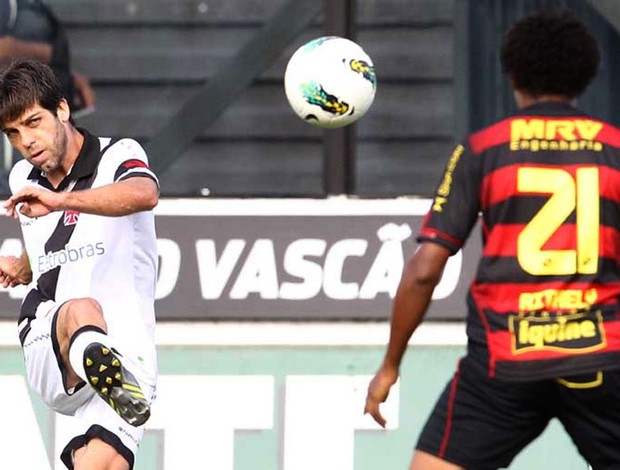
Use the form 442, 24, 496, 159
417, 141, 482, 254
106, 138, 159, 187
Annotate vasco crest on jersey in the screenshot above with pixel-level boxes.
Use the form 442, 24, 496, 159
63, 210, 80, 226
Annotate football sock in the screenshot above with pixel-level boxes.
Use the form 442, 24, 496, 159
68, 326, 111, 383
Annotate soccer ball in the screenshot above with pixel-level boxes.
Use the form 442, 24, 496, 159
284, 36, 377, 128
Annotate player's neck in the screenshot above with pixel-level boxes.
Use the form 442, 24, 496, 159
513, 90, 575, 109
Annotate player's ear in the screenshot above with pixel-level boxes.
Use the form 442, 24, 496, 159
56, 99, 71, 123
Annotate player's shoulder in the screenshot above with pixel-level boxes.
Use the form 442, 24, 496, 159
98, 137, 148, 164
93, 135, 157, 184
10, 158, 32, 176
465, 116, 517, 156
101, 137, 145, 153
8, 159, 35, 192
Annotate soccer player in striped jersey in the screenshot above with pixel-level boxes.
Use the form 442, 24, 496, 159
0, 60, 157, 470
365, 11, 620, 470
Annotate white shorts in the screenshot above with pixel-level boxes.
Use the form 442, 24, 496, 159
20, 300, 157, 468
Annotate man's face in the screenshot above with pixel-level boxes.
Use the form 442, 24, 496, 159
2, 102, 68, 175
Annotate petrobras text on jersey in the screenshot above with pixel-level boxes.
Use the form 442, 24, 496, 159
37, 242, 105, 274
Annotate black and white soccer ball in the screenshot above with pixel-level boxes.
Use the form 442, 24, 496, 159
284, 36, 377, 128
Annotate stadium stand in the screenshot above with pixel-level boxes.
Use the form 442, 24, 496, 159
52, 0, 455, 197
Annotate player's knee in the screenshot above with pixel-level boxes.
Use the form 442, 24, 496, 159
62, 297, 106, 329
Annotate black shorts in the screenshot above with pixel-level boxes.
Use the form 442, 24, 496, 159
416, 356, 620, 469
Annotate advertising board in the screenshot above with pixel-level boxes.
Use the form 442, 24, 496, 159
0, 198, 479, 320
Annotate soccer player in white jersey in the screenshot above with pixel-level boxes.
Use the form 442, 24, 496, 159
0, 60, 158, 470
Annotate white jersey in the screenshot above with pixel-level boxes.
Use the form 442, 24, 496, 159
10, 130, 159, 360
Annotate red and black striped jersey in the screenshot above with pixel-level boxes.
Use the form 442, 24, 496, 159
419, 102, 620, 380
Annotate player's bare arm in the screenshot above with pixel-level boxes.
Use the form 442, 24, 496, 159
364, 242, 452, 427
0, 251, 32, 288
4, 177, 158, 218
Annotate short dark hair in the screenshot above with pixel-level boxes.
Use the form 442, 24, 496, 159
500, 11, 599, 98
0, 59, 66, 127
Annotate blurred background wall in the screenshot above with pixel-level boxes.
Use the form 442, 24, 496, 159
52, 0, 620, 199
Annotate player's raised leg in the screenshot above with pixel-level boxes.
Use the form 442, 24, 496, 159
56, 297, 151, 426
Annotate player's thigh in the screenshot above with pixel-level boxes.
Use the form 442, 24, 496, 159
416, 357, 553, 469
21, 302, 92, 414
557, 369, 620, 469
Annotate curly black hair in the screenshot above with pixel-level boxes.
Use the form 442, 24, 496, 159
500, 11, 599, 98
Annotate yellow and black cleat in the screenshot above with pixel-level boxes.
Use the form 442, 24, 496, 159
83, 342, 151, 427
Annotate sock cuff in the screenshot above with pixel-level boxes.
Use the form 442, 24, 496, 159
68, 325, 106, 351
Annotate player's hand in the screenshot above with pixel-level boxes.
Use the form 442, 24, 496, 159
4, 186, 62, 218
0, 255, 32, 287
364, 364, 399, 428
